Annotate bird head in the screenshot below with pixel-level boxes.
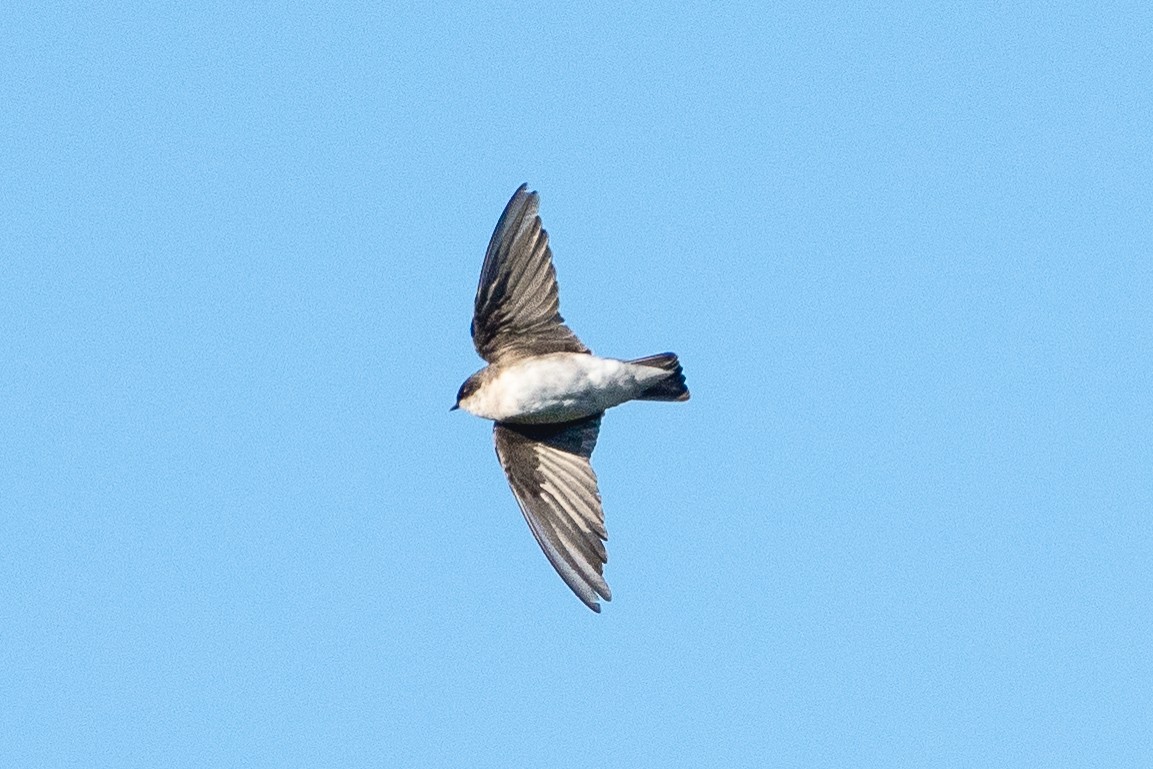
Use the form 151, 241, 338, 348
452, 372, 483, 412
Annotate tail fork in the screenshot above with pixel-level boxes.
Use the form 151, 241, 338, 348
629, 353, 690, 402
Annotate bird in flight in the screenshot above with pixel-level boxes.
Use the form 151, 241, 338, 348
453, 184, 689, 612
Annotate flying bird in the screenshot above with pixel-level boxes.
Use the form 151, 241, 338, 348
453, 184, 689, 612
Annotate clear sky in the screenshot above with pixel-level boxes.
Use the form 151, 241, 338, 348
3, 3, 1151, 767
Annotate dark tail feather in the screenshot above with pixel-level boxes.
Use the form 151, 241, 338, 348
629, 353, 690, 402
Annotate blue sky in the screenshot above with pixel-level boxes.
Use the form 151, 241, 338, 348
3, 2, 1151, 767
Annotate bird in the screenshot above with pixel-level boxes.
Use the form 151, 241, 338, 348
453, 184, 689, 612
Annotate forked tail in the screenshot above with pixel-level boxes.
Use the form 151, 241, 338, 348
629, 353, 690, 401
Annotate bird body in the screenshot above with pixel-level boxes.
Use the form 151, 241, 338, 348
454, 184, 688, 612
457, 352, 677, 424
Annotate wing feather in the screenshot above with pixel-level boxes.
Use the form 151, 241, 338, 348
471, 186, 590, 363
492, 415, 611, 612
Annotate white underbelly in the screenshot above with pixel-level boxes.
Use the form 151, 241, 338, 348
486, 354, 661, 423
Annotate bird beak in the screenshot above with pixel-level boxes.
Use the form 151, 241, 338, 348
450, 403, 459, 411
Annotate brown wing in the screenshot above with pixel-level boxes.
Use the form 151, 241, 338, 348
472, 185, 590, 364
493, 415, 610, 612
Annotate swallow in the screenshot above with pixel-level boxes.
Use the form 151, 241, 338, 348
454, 184, 689, 612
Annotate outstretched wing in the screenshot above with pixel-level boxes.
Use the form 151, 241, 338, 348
493, 415, 610, 612
472, 185, 590, 364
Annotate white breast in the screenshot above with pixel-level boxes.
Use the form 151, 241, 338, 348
468, 353, 665, 423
